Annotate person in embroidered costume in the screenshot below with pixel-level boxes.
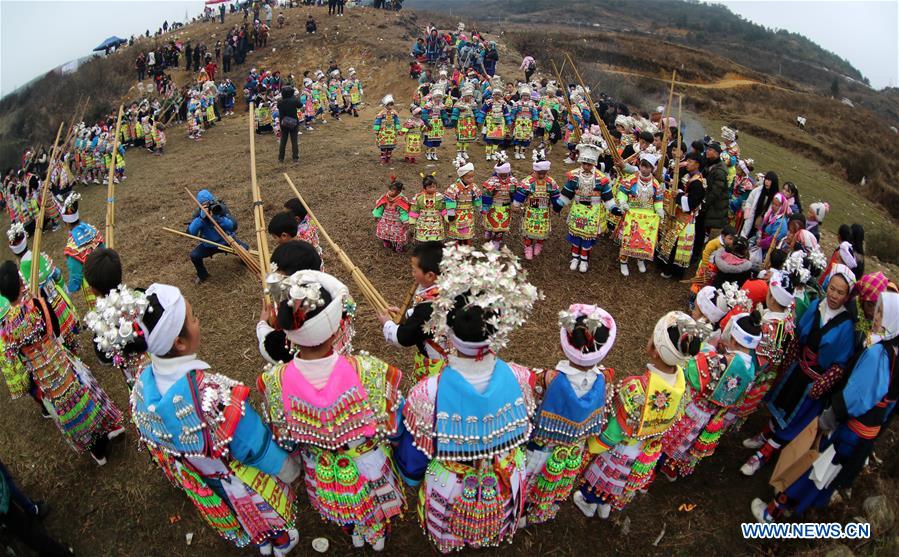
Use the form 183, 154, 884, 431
257, 270, 405, 552
444, 156, 482, 245
422, 86, 448, 161
557, 142, 619, 274
806, 201, 829, 242
740, 264, 858, 476
379, 241, 448, 381
478, 78, 512, 162
82, 248, 148, 389
510, 83, 538, 160
480, 151, 519, 248
658, 311, 761, 480
512, 150, 561, 260
372, 178, 411, 252
409, 174, 446, 243
345, 67, 364, 117
395, 243, 541, 553
0, 293, 29, 403
523, 304, 615, 526
575, 311, 705, 519
0, 261, 124, 466
130, 283, 300, 555
728, 158, 755, 231
852, 272, 889, 350
400, 106, 427, 164
720, 126, 740, 184
283, 198, 321, 254
725, 268, 798, 433
751, 291, 899, 524
658, 153, 705, 280
59, 193, 104, 309
448, 83, 479, 161
8, 223, 80, 353
617, 153, 665, 276
373, 95, 402, 165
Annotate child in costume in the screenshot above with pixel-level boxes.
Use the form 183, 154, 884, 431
481, 151, 519, 248
8, 224, 80, 353
283, 198, 320, 253
373, 95, 402, 165
60, 193, 104, 309
512, 150, 561, 260
617, 153, 665, 276
300, 78, 317, 131
0, 261, 124, 466
510, 84, 538, 160
131, 283, 300, 555
409, 174, 446, 242
258, 270, 405, 552
657, 311, 761, 481
346, 67, 364, 117
400, 106, 427, 163
83, 248, 149, 389
523, 304, 616, 526
478, 78, 512, 161
445, 156, 482, 245
575, 311, 705, 519
378, 241, 448, 380
448, 83, 479, 161
396, 244, 541, 553
372, 178, 411, 252
740, 264, 858, 476
658, 153, 705, 279
422, 86, 448, 161
557, 142, 618, 273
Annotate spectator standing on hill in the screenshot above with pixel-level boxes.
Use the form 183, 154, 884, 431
184, 41, 192, 70
192, 45, 201, 72
520, 55, 536, 82
264, 1, 273, 26
223, 41, 233, 73
135, 53, 146, 81
277, 86, 301, 162
219, 2, 226, 23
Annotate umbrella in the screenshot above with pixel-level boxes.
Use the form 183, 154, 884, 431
93, 36, 127, 52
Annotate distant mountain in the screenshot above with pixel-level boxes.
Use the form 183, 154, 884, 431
406, 0, 867, 89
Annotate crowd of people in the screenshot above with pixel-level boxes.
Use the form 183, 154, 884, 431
1, 11, 897, 557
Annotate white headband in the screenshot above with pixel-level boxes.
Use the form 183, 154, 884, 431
533, 160, 551, 171
140, 283, 187, 356
9, 238, 27, 255
494, 162, 511, 174
281, 271, 348, 348
62, 211, 80, 223
558, 304, 617, 367
449, 332, 491, 357
696, 286, 726, 324
653, 311, 692, 367
456, 162, 475, 178
729, 313, 761, 350
768, 270, 794, 307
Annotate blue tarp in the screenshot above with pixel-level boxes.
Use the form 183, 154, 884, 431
93, 36, 127, 52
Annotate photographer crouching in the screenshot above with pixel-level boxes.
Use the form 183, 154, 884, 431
187, 189, 248, 283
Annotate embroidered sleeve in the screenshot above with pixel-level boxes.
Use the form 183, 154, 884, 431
401, 377, 438, 459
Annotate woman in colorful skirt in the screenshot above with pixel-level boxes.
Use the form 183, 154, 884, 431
409, 174, 446, 242
400, 106, 427, 164
481, 152, 519, 248
372, 178, 411, 252
445, 157, 482, 245
523, 304, 615, 526
751, 291, 899, 524
510, 84, 538, 160
422, 86, 448, 161
0, 261, 124, 466
658, 311, 761, 481
617, 153, 665, 276
557, 143, 617, 273
477, 80, 512, 161
258, 270, 405, 552
512, 152, 561, 260
373, 94, 402, 165
448, 84, 479, 161
131, 283, 300, 555
741, 264, 858, 477
395, 244, 540, 553
574, 311, 705, 519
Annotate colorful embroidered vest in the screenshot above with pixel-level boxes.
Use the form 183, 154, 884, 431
531, 368, 608, 445
259, 354, 402, 451
64, 223, 104, 264
131, 368, 248, 459
616, 367, 686, 439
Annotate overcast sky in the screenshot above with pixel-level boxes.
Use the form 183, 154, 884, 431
718, 0, 898, 88
1, 0, 898, 97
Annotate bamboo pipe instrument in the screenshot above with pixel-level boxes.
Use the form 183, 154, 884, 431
282, 174, 401, 321
563, 52, 624, 168
549, 58, 582, 144
105, 104, 125, 248
248, 103, 272, 290
29, 121, 66, 297
656, 71, 677, 181
161, 227, 260, 256
397, 282, 418, 324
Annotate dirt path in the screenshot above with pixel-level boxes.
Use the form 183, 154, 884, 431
595, 66, 802, 93
0, 6, 893, 557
